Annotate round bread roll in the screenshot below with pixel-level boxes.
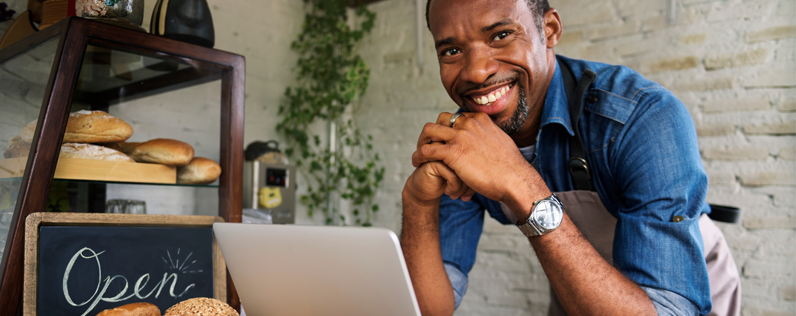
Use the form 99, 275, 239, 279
120, 138, 195, 166
60, 143, 135, 163
177, 157, 221, 185
65, 110, 134, 143
95, 302, 160, 316
165, 297, 238, 316
4, 136, 31, 158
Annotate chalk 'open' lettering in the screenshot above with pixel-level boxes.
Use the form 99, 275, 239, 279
62, 247, 195, 316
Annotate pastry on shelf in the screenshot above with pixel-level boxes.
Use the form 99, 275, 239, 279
60, 143, 135, 162
21, 110, 134, 143
116, 138, 195, 167
4, 136, 30, 158
95, 302, 160, 316
177, 157, 221, 185
165, 297, 238, 316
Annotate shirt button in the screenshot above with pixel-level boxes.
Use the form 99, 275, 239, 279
586, 94, 598, 103
673, 215, 684, 222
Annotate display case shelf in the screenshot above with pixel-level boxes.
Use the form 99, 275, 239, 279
0, 17, 245, 315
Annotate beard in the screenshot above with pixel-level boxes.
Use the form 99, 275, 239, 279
461, 88, 529, 135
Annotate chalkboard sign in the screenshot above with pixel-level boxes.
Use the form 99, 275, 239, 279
23, 213, 227, 316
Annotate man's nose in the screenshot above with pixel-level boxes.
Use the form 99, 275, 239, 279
460, 47, 499, 84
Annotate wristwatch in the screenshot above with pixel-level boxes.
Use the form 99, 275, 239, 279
516, 194, 564, 237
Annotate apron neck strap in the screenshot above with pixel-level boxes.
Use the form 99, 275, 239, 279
556, 56, 597, 192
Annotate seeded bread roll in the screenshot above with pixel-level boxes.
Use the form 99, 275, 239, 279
119, 138, 195, 166
60, 143, 135, 163
95, 302, 160, 316
20, 111, 134, 144
4, 136, 31, 158
165, 297, 238, 316
177, 157, 221, 184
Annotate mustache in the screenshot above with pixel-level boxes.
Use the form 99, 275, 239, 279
457, 73, 520, 96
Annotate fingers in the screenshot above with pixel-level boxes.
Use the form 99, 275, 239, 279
435, 112, 469, 128
460, 187, 477, 202
415, 122, 458, 150
412, 142, 456, 167
427, 162, 471, 201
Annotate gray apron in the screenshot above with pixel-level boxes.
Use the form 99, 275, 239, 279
504, 190, 741, 316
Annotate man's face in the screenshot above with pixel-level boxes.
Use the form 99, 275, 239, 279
428, 0, 553, 136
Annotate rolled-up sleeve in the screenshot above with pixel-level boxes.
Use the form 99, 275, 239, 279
642, 286, 700, 316
608, 88, 712, 315
438, 194, 485, 308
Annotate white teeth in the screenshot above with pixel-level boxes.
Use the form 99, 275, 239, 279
472, 84, 511, 105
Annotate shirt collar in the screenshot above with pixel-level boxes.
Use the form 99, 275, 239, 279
539, 58, 575, 137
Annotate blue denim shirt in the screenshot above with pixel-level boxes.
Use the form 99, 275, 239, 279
438, 55, 711, 315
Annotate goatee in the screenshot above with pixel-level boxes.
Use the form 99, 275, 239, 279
496, 89, 528, 135
460, 87, 529, 135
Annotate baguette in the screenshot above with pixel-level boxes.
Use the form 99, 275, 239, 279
119, 138, 194, 166
177, 157, 221, 184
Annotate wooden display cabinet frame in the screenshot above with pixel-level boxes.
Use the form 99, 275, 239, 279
0, 17, 245, 315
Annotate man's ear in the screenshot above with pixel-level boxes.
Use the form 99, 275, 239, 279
543, 9, 562, 49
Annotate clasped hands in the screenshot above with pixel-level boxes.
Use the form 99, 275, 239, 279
405, 112, 541, 212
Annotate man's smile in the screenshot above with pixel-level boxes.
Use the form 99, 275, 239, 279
462, 81, 517, 116
469, 82, 514, 105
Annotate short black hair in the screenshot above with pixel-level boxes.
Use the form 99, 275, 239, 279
426, 0, 550, 31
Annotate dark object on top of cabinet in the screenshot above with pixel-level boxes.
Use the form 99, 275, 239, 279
150, 0, 215, 48
0, 17, 244, 315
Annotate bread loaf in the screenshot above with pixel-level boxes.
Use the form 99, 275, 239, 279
165, 297, 238, 316
120, 138, 194, 166
20, 111, 134, 144
177, 157, 221, 184
95, 302, 160, 316
21, 120, 37, 143
60, 143, 135, 163
4, 136, 31, 158
65, 110, 134, 143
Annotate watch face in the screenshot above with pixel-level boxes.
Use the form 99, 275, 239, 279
533, 199, 563, 230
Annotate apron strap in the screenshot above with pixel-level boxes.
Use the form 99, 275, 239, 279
557, 56, 597, 192
557, 58, 741, 224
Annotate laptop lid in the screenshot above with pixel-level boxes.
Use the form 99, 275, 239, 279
213, 223, 421, 316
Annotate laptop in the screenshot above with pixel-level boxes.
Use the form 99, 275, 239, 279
213, 223, 422, 316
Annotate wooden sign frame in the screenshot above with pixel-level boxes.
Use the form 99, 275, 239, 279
22, 212, 227, 316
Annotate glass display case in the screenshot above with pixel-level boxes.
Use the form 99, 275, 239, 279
0, 17, 245, 314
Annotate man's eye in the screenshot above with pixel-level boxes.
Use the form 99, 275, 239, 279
493, 31, 509, 41
442, 48, 460, 56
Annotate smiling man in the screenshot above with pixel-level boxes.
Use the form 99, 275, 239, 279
400, 0, 740, 315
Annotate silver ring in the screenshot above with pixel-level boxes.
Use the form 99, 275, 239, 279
449, 113, 464, 127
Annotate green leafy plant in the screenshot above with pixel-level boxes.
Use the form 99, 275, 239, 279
277, 0, 383, 226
